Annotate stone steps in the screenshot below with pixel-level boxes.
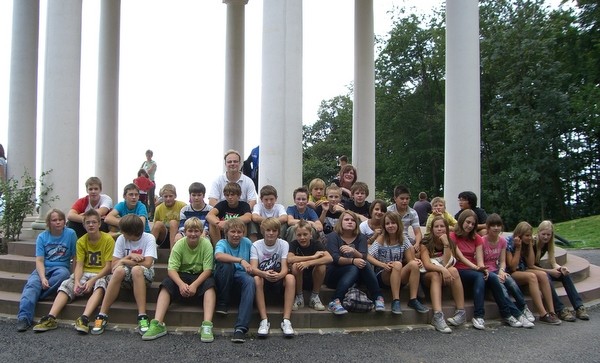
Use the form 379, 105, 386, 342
2, 236, 599, 332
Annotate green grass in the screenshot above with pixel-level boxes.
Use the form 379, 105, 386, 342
553, 215, 600, 249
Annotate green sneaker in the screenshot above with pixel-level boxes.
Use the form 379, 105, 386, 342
198, 320, 215, 343
33, 316, 57, 332
142, 319, 167, 341
74, 316, 89, 334
199, 321, 214, 343
137, 315, 150, 335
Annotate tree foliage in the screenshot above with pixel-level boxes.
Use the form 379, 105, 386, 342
302, 0, 600, 228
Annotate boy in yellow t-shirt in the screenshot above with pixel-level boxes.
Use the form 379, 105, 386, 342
151, 184, 186, 249
33, 209, 115, 334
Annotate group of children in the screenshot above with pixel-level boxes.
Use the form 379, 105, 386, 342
13, 152, 590, 341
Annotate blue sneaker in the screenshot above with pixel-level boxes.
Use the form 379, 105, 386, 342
328, 299, 348, 315
408, 298, 430, 313
391, 300, 402, 315
375, 296, 385, 312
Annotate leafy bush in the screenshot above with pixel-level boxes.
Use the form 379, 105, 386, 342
0, 170, 58, 251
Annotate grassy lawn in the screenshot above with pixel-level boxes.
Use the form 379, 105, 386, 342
553, 215, 600, 249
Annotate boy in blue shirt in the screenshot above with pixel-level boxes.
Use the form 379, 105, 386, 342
17, 209, 76, 332
105, 183, 151, 235
213, 218, 255, 343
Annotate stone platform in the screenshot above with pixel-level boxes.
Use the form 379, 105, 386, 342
2, 226, 599, 334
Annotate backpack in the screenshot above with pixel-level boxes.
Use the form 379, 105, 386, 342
342, 287, 374, 312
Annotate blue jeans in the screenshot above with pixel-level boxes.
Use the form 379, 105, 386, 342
486, 272, 522, 319
17, 266, 71, 324
549, 272, 583, 312
325, 263, 382, 302
214, 262, 255, 332
501, 274, 526, 312
458, 269, 486, 318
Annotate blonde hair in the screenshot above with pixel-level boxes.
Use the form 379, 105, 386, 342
308, 178, 326, 192
512, 221, 533, 260
430, 197, 446, 207
159, 184, 177, 197
260, 217, 281, 234
184, 217, 204, 231
535, 220, 556, 266
224, 218, 246, 234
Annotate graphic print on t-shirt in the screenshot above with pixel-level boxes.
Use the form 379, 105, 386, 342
258, 252, 281, 272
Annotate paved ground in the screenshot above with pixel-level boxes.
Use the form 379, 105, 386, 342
2, 249, 598, 363
2, 305, 599, 362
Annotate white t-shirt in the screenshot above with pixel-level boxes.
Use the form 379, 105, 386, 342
250, 238, 289, 272
252, 203, 287, 218
208, 173, 258, 204
113, 232, 158, 266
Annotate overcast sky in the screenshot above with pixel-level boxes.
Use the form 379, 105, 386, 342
18, 1, 568, 204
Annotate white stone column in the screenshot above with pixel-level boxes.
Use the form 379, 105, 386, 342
7, 0, 39, 180
223, 0, 247, 155
353, 0, 376, 195
444, 0, 481, 214
260, 0, 303, 206
96, 0, 120, 200
39, 0, 83, 217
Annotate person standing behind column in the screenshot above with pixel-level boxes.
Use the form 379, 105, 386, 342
0, 144, 6, 183
413, 192, 432, 227
208, 149, 258, 209
141, 150, 157, 220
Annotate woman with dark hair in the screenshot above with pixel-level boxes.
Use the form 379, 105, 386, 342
325, 211, 384, 315
452, 210, 525, 330
359, 199, 387, 244
333, 164, 357, 203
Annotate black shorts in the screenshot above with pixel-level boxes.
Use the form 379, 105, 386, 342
160, 272, 215, 303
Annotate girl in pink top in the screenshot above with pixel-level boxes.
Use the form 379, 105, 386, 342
452, 209, 488, 329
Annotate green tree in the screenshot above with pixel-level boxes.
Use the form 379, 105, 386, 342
374, 10, 446, 199
302, 95, 353, 186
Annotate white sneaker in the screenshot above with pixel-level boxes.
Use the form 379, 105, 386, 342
292, 295, 304, 311
280, 319, 294, 337
519, 314, 535, 328
257, 319, 270, 337
309, 295, 326, 311
504, 315, 523, 328
472, 317, 485, 330
523, 306, 535, 323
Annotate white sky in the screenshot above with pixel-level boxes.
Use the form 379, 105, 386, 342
0, 0, 445, 202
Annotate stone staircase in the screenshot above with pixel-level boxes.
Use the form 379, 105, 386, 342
1, 224, 599, 333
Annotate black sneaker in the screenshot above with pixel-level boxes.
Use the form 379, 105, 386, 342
408, 298, 430, 313
216, 305, 229, 316
17, 318, 31, 332
231, 329, 246, 343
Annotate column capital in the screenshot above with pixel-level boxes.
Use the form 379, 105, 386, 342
223, 0, 248, 5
